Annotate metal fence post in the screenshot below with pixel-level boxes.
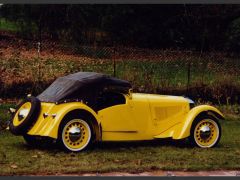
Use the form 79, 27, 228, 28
37, 41, 42, 84
37, 42, 41, 58
186, 60, 191, 95
113, 45, 116, 77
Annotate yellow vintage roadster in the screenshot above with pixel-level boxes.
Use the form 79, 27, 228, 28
9, 72, 224, 152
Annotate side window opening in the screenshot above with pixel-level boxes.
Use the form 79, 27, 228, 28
96, 92, 126, 111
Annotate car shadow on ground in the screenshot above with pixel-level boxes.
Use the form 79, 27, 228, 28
15, 137, 193, 153
95, 138, 192, 150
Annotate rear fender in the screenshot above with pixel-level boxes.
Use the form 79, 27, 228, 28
174, 105, 224, 139
27, 102, 100, 139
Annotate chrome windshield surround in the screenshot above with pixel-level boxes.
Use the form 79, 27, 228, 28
185, 97, 195, 109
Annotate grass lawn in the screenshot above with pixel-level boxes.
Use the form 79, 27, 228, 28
0, 104, 240, 175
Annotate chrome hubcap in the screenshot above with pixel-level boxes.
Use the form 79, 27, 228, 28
199, 125, 211, 140
68, 126, 81, 142
18, 109, 30, 121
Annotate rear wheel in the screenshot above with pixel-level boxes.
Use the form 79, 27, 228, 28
190, 115, 221, 148
58, 119, 93, 152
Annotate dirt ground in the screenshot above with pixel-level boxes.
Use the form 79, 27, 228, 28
50, 170, 240, 176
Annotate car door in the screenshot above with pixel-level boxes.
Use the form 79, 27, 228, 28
98, 93, 137, 132
98, 92, 154, 141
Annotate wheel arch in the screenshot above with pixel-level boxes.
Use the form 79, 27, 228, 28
173, 105, 224, 139
190, 110, 224, 122
59, 109, 101, 142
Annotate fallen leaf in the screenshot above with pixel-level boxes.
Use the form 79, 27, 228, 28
37, 151, 44, 155
70, 153, 76, 157
10, 164, 18, 169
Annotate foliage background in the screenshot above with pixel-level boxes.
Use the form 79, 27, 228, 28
0, 4, 240, 105
2, 4, 240, 51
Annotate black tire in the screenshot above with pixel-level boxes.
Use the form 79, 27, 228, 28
9, 97, 41, 135
57, 118, 94, 152
189, 114, 221, 148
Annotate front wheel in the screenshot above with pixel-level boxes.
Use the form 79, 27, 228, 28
189, 115, 221, 148
58, 119, 92, 152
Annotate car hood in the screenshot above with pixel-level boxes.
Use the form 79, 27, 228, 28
132, 93, 191, 104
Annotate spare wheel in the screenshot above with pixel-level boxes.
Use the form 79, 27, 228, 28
9, 96, 41, 135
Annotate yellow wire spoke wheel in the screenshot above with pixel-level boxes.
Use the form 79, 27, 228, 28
193, 118, 220, 148
62, 119, 92, 152
13, 102, 32, 127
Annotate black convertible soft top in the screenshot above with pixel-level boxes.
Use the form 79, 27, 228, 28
37, 72, 132, 107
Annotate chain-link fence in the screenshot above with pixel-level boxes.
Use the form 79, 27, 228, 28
0, 36, 240, 104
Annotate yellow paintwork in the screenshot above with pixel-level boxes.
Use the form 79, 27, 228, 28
13, 102, 31, 126
27, 93, 224, 141
171, 104, 224, 139
27, 102, 99, 138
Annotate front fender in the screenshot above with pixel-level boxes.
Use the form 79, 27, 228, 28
27, 102, 99, 139
173, 105, 224, 139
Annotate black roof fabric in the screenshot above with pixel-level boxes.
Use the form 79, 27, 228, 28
37, 72, 132, 104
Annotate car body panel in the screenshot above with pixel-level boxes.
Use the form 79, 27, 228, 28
99, 93, 153, 141
171, 105, 224, 139
146, 94, 189, 136
27, 93, 224, 142
27, 102, 99, 138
